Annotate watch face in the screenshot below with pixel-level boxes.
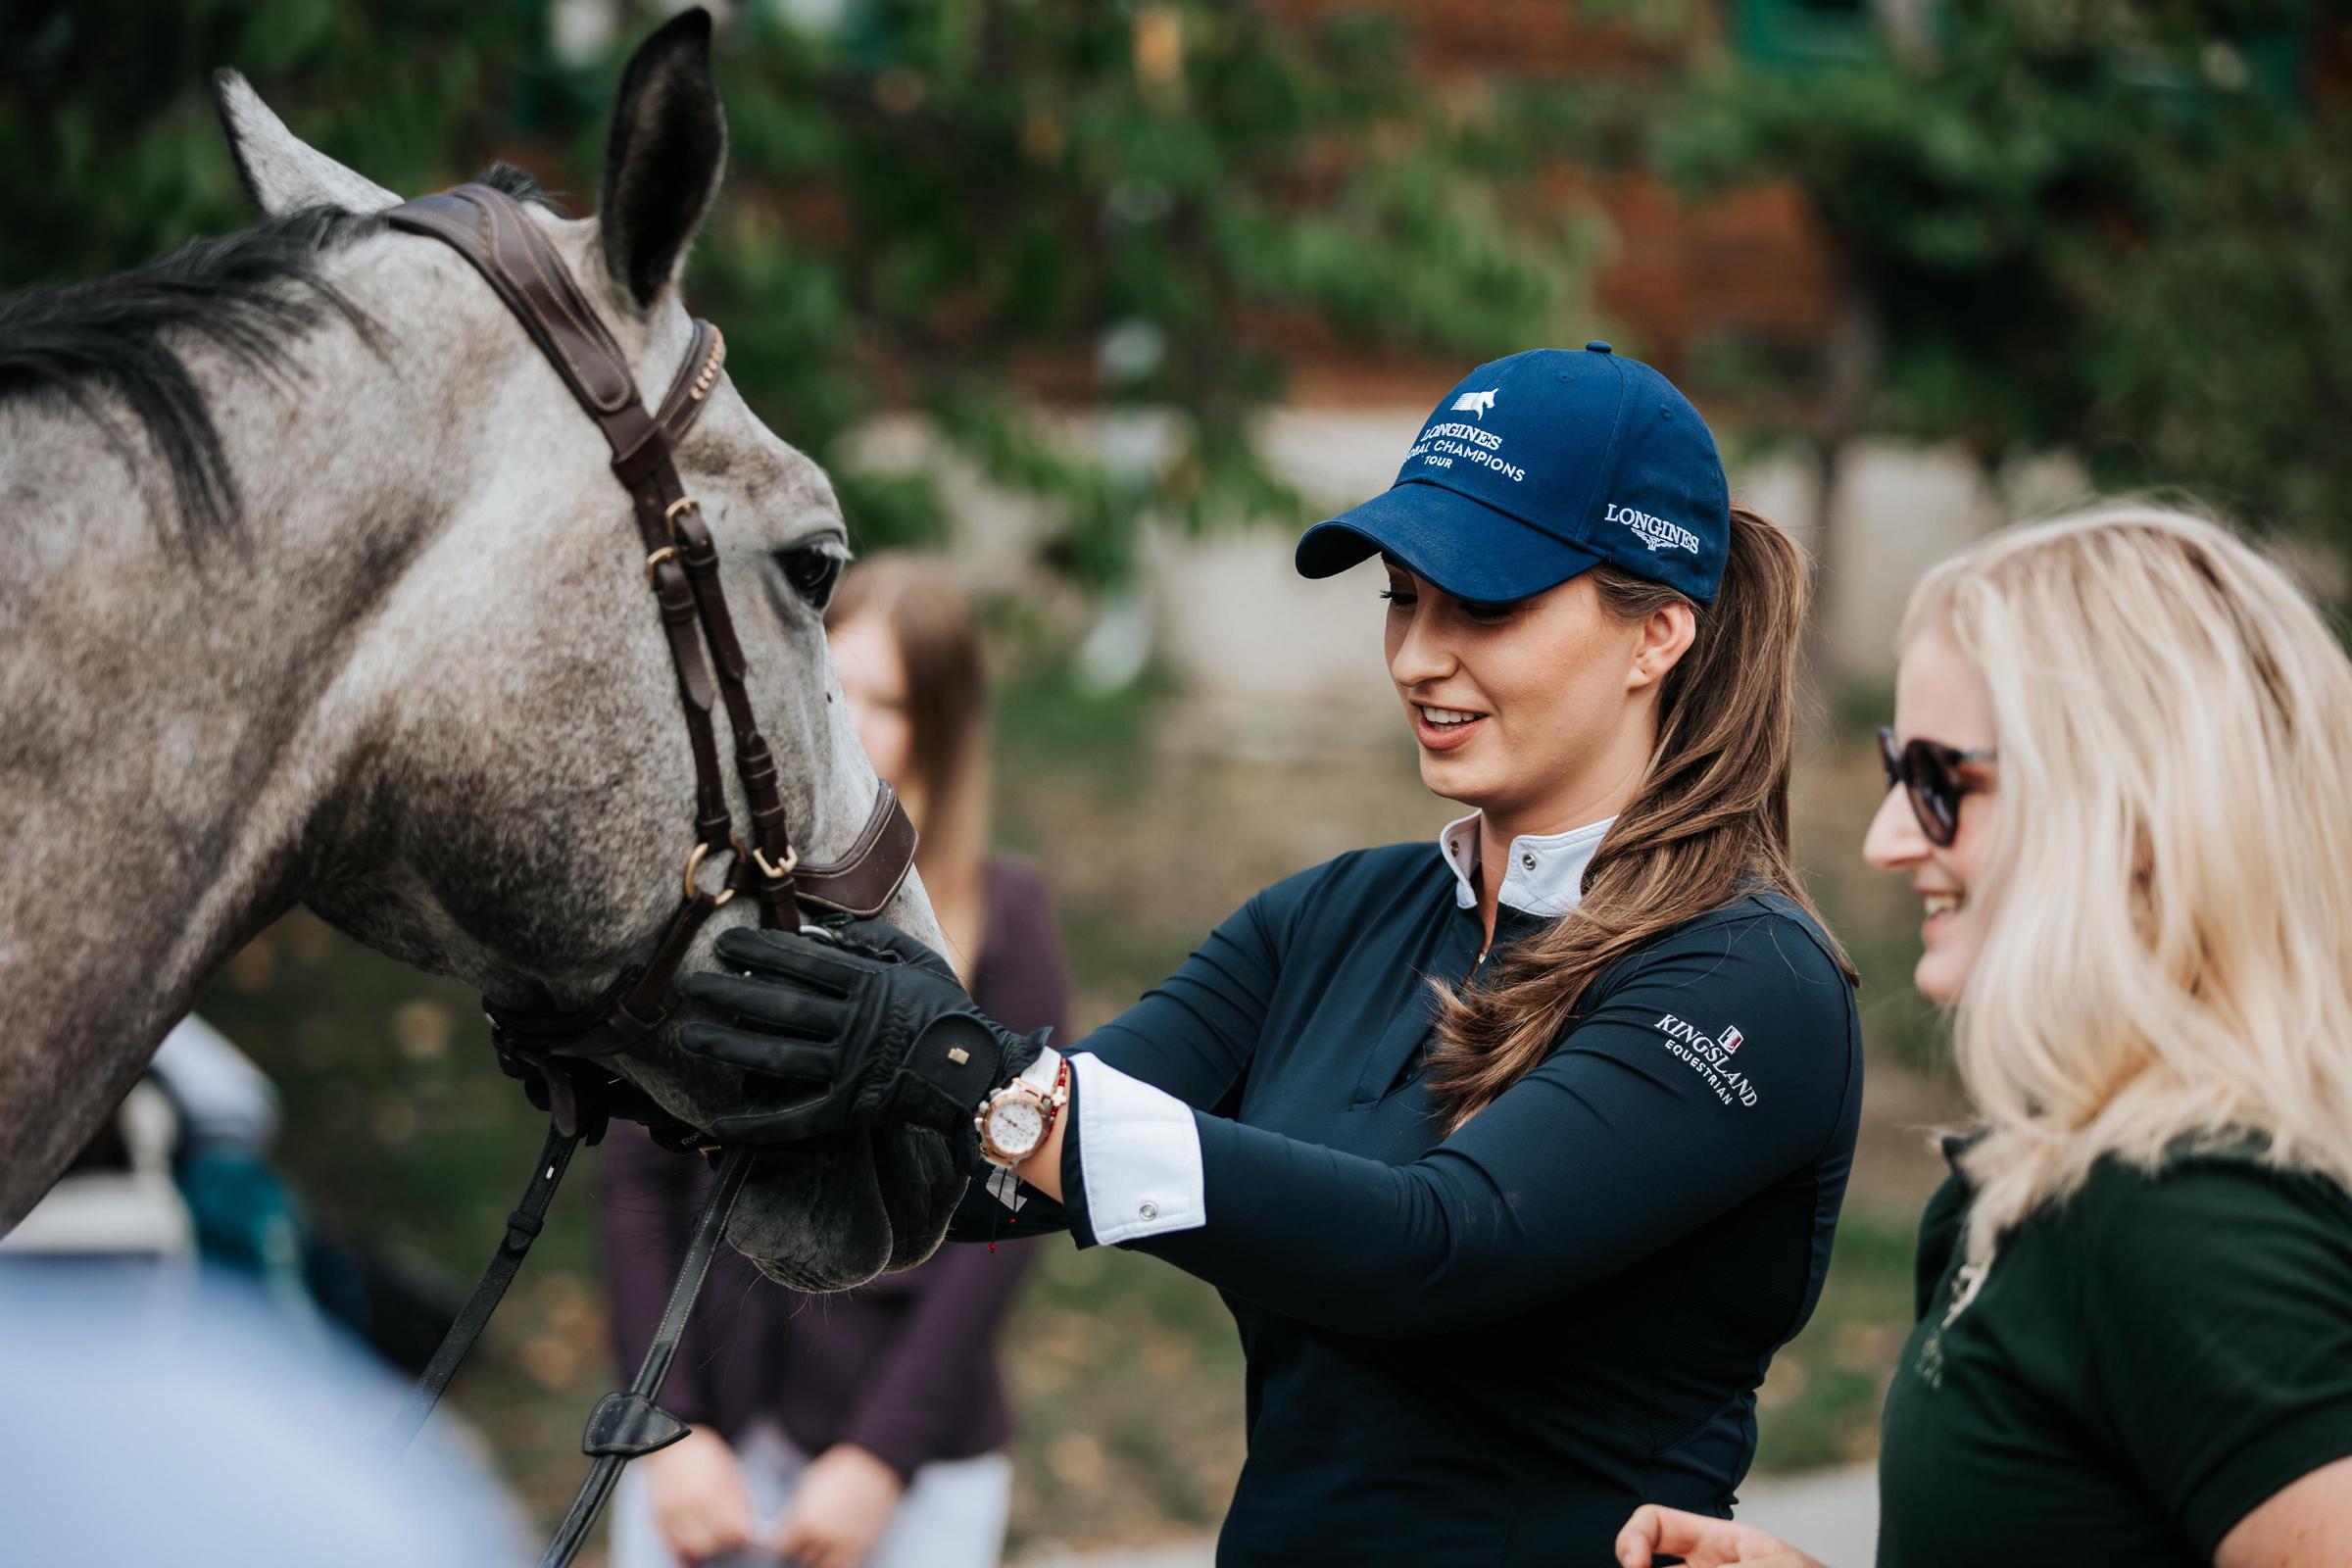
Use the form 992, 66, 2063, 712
986, 1097, 1047, 1157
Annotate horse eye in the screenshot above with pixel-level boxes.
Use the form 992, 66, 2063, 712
778, 545, 843, 611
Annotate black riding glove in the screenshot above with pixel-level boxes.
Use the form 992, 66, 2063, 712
675, 919, 1049, 1146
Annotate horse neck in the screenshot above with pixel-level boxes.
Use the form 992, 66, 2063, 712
0, 279, 468, 1219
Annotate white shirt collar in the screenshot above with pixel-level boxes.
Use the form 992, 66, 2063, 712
1438, 809, 1614, 918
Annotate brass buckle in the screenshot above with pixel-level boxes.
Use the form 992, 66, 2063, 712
644, 544, 681, 586
752, 845, 799, 881
681, 839, 741, 907
662, 496, 702, 539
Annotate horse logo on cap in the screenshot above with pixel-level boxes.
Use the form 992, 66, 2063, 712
1451, 388, 1498, 418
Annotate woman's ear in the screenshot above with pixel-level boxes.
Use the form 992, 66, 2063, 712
1627, 602, 1697, 692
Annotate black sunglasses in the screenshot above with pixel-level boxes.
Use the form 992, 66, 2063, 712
1878, 726, 1997, 848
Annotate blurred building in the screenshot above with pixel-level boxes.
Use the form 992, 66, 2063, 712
839, 0, 2118, 739
612, 0, 2337, 740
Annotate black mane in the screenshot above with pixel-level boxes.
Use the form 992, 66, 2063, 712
478, 161, 564, 213
0, 204, 382, 545
0, 162, 559, 547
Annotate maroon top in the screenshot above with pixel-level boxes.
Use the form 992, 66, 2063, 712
596, 858, 1067, 1480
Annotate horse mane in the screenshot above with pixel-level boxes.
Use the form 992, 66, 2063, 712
0, 162, 555, 548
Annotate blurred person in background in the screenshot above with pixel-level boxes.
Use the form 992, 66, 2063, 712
3, 1026, 529, 1565
1619, 506, 2352, 1568
0, 1026, 197, 1267
1, 1013, 297, 1275
672, 347, 1865, 1564
600, 555, 1067, 1568
0, 1262, 530, 1566
2, 1013, 456, 1372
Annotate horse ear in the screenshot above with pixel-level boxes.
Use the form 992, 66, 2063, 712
212, 72, 399, 217
598, 8, 727, 312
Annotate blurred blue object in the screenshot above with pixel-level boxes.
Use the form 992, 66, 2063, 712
175, 1144, 311, 1300
0, 1264, 530, 1565
148, 1013, 312, 1309
149, 1011, 282, 1151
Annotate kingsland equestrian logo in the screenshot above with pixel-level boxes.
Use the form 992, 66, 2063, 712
1654, 1013, 1758, 1107
1451, 388, 1498, 418
1607, 503, 1700, 556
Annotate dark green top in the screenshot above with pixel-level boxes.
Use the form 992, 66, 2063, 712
1879, 1144, 2352, 1567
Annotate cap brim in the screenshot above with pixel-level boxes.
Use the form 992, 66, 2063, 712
1295, 480, 1604, 603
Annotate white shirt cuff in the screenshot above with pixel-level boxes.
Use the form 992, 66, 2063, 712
1071, 1053, 1206, 1246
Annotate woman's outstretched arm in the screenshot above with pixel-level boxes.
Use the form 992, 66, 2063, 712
944, 865, 1309, 1241
1038, 906, 1859, 1336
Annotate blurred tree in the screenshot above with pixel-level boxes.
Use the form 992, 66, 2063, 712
1651, 0, 2349, 633
2, 0, 1594, 590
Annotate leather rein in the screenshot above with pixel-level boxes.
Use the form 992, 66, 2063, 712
373, 183, 917, 1567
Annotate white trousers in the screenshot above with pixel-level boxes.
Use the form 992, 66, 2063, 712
610, 1421, 1012, 1568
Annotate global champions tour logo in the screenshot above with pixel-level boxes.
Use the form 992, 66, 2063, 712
1408, 398, 1526, 482
1607, 503, 1701, 557
1653, 1014, 1758, 1107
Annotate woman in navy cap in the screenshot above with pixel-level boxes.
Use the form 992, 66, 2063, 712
677, 344, 1863, 1565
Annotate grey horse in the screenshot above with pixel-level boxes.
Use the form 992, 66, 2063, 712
0, 13, 963, 1288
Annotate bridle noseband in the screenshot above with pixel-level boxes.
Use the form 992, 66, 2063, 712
372, 183, 919, 1566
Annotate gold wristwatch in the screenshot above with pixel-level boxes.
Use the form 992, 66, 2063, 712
976, 1048, 1068, 1171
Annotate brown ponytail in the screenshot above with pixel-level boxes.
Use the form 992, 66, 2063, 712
1422, 505, 1854, 1132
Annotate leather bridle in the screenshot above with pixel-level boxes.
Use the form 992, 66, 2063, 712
372, 182, 919, 1566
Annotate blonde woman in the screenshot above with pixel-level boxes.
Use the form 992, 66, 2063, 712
1620, 505, 2352, 1567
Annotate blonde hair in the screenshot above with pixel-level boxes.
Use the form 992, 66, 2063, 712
1901, 503, 2352, 1265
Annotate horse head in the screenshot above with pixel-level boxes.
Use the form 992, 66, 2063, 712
195, 13, 962, 1287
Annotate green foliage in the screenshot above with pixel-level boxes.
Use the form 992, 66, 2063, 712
1751, 1205, 1922, 1471
1655, 0, 2351, 543
4, 0, 548, 278
5, 0, 1592, 582
688, 1, 1594, 574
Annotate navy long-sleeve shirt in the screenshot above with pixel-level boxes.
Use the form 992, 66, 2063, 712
968, 840, 1861, 1565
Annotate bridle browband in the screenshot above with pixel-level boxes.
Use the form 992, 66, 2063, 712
373, 183, 919, 1566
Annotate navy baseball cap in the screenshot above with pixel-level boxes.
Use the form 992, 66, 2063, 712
1296, 343, 1731, 605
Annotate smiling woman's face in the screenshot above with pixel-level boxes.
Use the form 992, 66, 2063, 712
1381, 558, 1685, 832
1863, 625, 1999, 1005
